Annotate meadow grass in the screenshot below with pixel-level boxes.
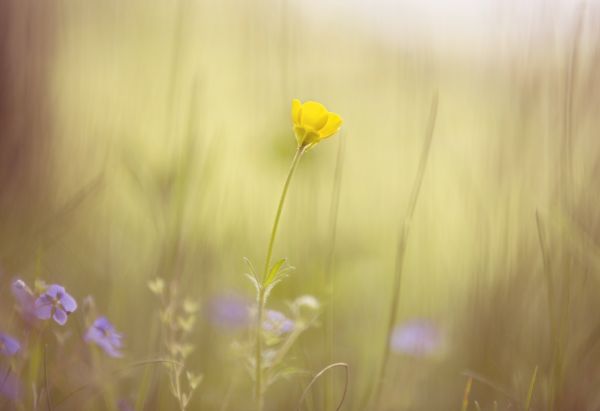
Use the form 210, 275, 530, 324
1, 1, 600, 410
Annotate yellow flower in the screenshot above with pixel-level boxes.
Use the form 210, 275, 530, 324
291, 99, 342, 149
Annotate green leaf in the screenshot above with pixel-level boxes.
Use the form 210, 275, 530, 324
264, 258, 286, 287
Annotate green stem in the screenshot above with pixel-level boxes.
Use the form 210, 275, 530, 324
255, 146, 305, 411
255, 288, 266, 411
262, 147, 305, 282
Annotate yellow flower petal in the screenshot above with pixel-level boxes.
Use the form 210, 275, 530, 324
291, 99, 302, 126
318, 113, 342, 139
293, 126, 306, 146
300, 101, 329, 131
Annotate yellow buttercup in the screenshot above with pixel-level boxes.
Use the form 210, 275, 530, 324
291, 99, 342, 149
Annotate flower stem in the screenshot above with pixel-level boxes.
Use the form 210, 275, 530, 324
255, 288, 266, 411
262, 147, 305, 282
255, 146, 305, 411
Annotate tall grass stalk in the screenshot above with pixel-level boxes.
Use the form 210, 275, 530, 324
535, 212, 560, 409
550, 7, 584, 410
297, 362, 349, 411
524, 365, 539, 411
460, 377, 473, 411
255, 146, 306, 411
324, 137, 346, 411
372, 93, 438, 410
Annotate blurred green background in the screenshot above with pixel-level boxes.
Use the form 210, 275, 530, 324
1, 0, 600, 410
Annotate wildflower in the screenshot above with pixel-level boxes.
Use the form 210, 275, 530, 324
117, 399, 135, 411
263, 310, 294, 336
34, 284, 77, 325
0, 367, 22, 401
293, 295, 320, 311
0, 334, 20, 357
177, 315, 196, 333
186, 371, 203, 390
390, 319, 442, 357
169, 343, 194, 360
148, 277, 165, 295
207, 294, 250, 329
291, 99, 342, 149
11, 279, 36, 319
183, 298, 199, 314
290, 295, 320, 326
85, 316, 123, 358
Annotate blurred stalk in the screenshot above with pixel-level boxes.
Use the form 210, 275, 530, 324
524, 365, 539, 411
372, 93, 438, 410
141, 1, 194, 408
324, 137, 345, 410
255, 147, 306, 411
90, 342, 118, 411
550, 7, 584, 410
535, 212, 560, 410
460, 377, 473, 411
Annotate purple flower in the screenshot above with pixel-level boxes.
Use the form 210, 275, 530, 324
0, 334, 20, 357
11, 279, 36, 319
85, 316, 123, 358
263, 310, 294, 336
117, 399, 135, 411
390, 319, 442, 357
207, 294, 250, 329
0, 367, 22, 401
34, 284, 77, 325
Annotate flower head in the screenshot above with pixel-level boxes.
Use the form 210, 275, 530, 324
263, 310, 294, 336
207, 294, 250, 330
117, 399, 135, 411
291, 99, 342, 149
11, 279, 36, 320
390, 319, 442, 357
34, 284, 77, 326
0, 367, 22, 401
85, 316, 124, 358
0, 333, 20, 357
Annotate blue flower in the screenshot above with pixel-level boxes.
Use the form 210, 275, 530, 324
0, 333, 20, 357
390, 319, 442, 357
11, 279, 36, 320
34, 284, 77, 325
207, 294, 250, 329
263, 310, 294, 336
85, 316, 123, 358
0, 366, 22, 401
117, 399, 135, 411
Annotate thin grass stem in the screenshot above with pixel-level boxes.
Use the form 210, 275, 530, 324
524, 365, 539, 411
460, 377, 473, 411
324, 136, 346, 411
44, 344, 53, 411
372, 93, 438, 410
296, 363, 349, 411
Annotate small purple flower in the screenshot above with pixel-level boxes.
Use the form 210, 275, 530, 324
11, 279, 36, 319
117, 399, 135, 411
85, 316, 123, 358
207, 294, 250, 329
0, 334, 20, 357
34, 284, 77, 326
391, 319, 442, 357
263, 310, 294, 336
0, 367, 22, 401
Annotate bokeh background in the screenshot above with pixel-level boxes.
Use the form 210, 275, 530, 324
1, 0, 600, 410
